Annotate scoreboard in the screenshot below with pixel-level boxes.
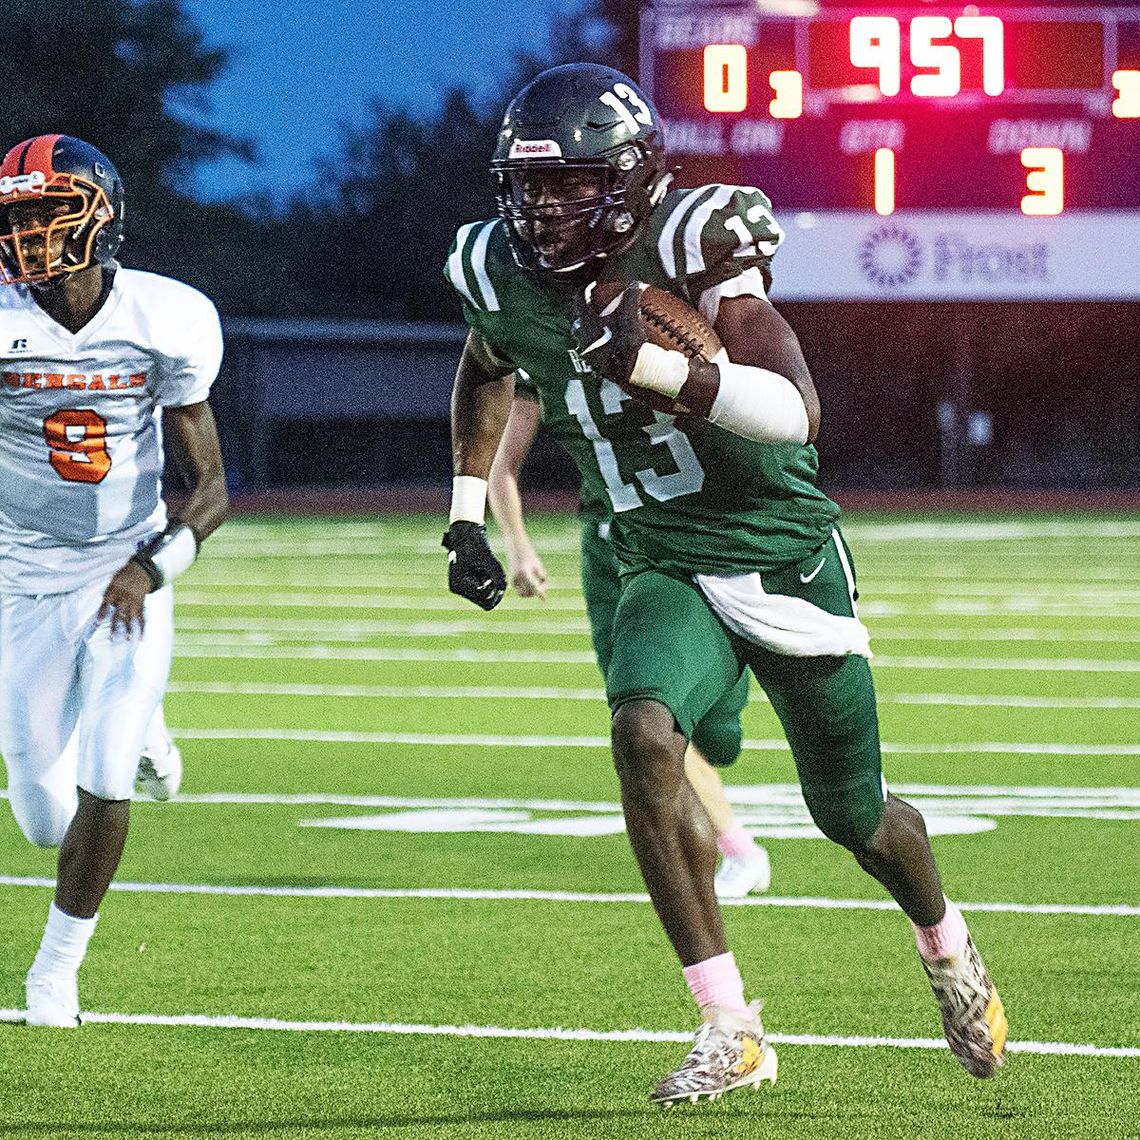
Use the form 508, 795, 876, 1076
640, 2, 1140, 298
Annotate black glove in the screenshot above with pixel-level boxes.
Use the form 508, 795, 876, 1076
442, 521, 506, 611
571, 283, 646, 385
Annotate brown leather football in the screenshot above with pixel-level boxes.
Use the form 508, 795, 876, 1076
590, 282, 723, 360
587, 282, 722, 414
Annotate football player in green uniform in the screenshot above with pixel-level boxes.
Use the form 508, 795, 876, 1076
488, 383, 772, 898
490, 385, 775, 898
442, 63, 1007, 1104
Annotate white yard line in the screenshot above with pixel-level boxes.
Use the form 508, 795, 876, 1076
169, 643, 1140, 669
891, 693, 1140, 709
166, 681, 610, 700
0, 874, 1136, 917
175, 593, 589, 611
157, 727, 1140, 754
170, 617, 1139, 644
0, 1006, 1133, 1057
176, 618, 592, 636
174, 645, 600, 663
163, 681, 1140, 709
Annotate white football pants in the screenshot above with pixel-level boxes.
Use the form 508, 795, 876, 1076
0, 580, 174, 847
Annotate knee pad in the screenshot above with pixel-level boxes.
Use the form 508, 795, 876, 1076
8, 780, 75, 848
690, 711, 743, 768
802, 775, 885, 850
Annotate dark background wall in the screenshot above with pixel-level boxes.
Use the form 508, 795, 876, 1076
212, 301, 1140, 493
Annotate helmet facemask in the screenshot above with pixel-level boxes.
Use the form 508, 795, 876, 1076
0, 172, 115, 286
494, 142, 667, 275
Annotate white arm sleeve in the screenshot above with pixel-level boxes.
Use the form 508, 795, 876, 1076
708, 355, 809, 445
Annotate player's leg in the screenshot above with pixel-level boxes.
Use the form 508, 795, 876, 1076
136, 700, 182, 801
579, 516, 621, 678
2, 587, 103, 1026
685, 748, 771, 899
0, 594, 83, 850
607, 571, 776, 1104
27, 583, 175, 1027
688, 673, 771, 897
583, 520, 768, 896
749, 534, 1006, 1077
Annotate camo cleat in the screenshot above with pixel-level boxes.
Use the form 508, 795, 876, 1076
922, 934, 1008, 1078
650, 1000, 777, 1107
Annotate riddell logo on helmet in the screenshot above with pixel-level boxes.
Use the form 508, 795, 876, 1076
0, 171, 46, 196
508, 139, 563, 159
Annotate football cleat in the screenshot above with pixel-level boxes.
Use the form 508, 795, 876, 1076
922, 934, 1008, 1078
135, 734, 182, 802
714, 847, 772, 899
25, 969, 80, 1028
650, 1001, 777, 1107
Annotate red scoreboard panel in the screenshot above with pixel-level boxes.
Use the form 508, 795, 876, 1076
641, 2, 1140, 298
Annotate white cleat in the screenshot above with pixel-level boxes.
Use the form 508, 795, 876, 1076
136, 736, 182, 802
714, 847, 772, 898
650, 1001, 777, 1107
25, 970, 80, 1028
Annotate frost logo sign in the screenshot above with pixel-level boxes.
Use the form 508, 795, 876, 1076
932, 233, 1050, 285
858, 223, 923, 288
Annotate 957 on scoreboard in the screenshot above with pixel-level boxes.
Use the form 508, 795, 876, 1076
641, 2, 1140, 299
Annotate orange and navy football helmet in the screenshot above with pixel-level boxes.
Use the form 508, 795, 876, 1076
0, 135, 125, 286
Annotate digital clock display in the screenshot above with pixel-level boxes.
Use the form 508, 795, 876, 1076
642, 3, 1140, 297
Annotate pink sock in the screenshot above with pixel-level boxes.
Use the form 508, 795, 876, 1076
682, 951, 749, 1018
717, 822, 759, 860
913, 897, 969, 961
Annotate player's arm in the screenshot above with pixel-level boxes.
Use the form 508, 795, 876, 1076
445, 331, 515, 610
712, 293, 821, 442
574, 285, 817, 445
488, 392, 547, 599
160, 400, 230, 542
97, 401, 228, 635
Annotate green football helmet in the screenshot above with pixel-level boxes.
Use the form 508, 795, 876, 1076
491, 63, 670, 275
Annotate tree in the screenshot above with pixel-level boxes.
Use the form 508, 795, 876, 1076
289, 2, 624, 320
0, 0, 264, 310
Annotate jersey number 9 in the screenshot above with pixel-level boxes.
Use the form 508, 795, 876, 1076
42, 409, 112, 484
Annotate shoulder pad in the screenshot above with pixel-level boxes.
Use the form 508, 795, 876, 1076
651, 185, 784, 301
444, 218, 507, 313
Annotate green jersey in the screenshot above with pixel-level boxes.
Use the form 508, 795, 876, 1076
445, 184, 839, 576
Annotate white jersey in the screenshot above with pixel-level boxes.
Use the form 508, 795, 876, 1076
0, 268, 222, 594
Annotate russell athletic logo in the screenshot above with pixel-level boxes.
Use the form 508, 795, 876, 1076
859, 222, 923, 288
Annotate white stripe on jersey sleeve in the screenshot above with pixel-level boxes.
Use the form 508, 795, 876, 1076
469, 220, 501, 312
656, 187, 713, 280
681, 185, 736, 277
447, 223, 483, 310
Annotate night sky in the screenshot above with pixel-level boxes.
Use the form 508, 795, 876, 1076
183, 0, 581, 201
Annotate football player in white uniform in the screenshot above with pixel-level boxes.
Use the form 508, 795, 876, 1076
0, 134, 229, 1026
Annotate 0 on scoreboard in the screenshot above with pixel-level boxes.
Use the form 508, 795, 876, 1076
640, 2, 1140, 298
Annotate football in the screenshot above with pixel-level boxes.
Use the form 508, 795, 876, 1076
587, 282, 722, 414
